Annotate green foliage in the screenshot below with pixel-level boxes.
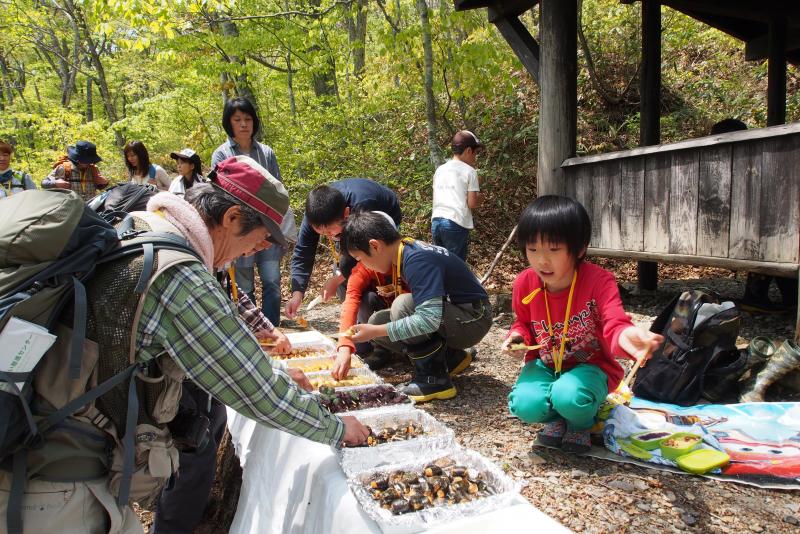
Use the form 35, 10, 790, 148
0, 0, 797, 245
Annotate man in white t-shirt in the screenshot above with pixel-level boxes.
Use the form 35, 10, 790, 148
430, 130, 484, 260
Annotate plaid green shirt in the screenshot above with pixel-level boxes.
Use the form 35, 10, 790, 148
136, 261, 345, 447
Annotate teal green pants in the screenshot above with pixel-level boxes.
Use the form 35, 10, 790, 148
508, 359, 608, 430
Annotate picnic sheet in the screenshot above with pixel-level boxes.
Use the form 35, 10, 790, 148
226, 408, 571, 533
587, 398, 800, 490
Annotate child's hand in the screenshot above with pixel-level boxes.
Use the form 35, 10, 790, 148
350, 324, 383, 343
331, 347, 352, 381
618, 326, 663, 366
501, 333, 528, 360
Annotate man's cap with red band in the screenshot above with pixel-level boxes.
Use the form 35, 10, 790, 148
210, 155, 290, 248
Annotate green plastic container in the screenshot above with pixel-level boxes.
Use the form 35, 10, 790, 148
676, 449, 730, 474
619, 439, 653, 460
630, 430, 673, 450
659, 432, 702, 460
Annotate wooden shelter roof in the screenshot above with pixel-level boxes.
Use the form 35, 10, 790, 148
454, 0, 800, 65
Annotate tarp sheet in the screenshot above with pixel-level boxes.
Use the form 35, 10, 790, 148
588, 399, 800, 490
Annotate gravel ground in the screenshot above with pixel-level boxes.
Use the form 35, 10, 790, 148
302, 272, 800, 534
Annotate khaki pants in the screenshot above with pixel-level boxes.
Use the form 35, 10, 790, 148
369, 293, 492, 353
0, 473, 142, 534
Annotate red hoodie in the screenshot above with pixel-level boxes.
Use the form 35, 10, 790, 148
508, 262, 634, 393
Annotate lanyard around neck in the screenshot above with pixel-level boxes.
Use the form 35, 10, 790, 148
326, 235, 340, 266
393, 238, 414, 295
543, 270, 578, 375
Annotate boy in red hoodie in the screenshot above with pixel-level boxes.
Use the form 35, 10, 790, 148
501, 196, 662, 453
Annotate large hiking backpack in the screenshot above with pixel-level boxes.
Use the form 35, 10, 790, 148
632, 289, 741, 406
0, 189, 201, 533
87, 182, 157, 220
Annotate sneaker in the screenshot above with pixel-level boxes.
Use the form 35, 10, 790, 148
446, 347, 475, 376
362, 348, 393, 370
400, 376, 457, 403
561, 428, 591, 454
534, 419, 566, 449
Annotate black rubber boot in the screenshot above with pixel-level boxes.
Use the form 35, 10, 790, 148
445, 347, 476, 376
400, 336, 457, 402
362, 347, 394, 370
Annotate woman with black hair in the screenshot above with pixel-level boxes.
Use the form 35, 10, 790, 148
210, 97, 290, 325
168, 148, 206, 196
124, 140, 170, 190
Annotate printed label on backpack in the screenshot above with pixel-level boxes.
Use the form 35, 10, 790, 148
0, 317, 57, 393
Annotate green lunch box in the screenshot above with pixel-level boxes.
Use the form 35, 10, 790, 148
676, 449, 731, 474
659, 432, 702, 460
630, 430, 673, 450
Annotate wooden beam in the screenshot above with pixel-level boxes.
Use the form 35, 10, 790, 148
587, 248, 799, 277
537, 0, 577, 196
745, 31, 800, 61
455, 0, 538, 15
562, 123, 800, 167
638, 0, 662, 291
489, 11, 540, 83
767, 17, 787, 126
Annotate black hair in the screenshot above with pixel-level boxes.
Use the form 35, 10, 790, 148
305, 185, 347, 227
710, 118, 747, 135
185, 183, 265, 236
222, 97, 261, 139
176, 154, 203, 181
516, 195, 591, 263
123, 140, 151, 177
341, 211, 401, 255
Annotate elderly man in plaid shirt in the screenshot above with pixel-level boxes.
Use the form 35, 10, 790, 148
138, 156, 370, 534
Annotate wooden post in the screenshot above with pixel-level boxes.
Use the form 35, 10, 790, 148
767, 17, 787, 127
637, 0, 661, 291
537, 0, 577, 196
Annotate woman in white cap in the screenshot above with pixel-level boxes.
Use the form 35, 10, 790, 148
168, 148, 206, 196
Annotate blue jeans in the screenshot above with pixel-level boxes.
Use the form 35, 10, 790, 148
431, 217, 470, 261
235, 246, 283, 325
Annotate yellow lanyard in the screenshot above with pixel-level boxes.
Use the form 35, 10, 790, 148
327, 235, 340, 265
227, 266, 239, 301
543, 270, 578, 375
393, 238, 414, 296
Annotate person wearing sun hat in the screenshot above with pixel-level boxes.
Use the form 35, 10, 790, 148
135, 154, 370, 533
168, 147, 206, 196
42, 140, 109, 201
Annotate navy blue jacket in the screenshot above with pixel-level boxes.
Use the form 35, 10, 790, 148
290, 178, 402, 293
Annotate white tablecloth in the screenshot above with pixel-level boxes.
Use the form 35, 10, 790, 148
226, 409, 571, 534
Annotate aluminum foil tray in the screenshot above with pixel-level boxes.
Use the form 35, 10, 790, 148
286, 354, 365, 372
348, 447, 521, 534
318, 384, 412, 414
307, 366, 383, 391
340, 407, 456, 475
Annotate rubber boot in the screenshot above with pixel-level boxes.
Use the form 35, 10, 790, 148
739, 273, 788, 313
400, 336, 457, 402
740, 340, 800, 402
362, 347, 394, 370
445, 347, 476, 376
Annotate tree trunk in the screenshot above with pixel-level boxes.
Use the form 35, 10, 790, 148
346, 0, 368, 78
287, 53, 297, 119
220, 20, 257, 106
86, 75, 93, 122
64, 0, 123, 146
309, 0, 338, 100
416, 0, 444, 168
0, 54, 16, 105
